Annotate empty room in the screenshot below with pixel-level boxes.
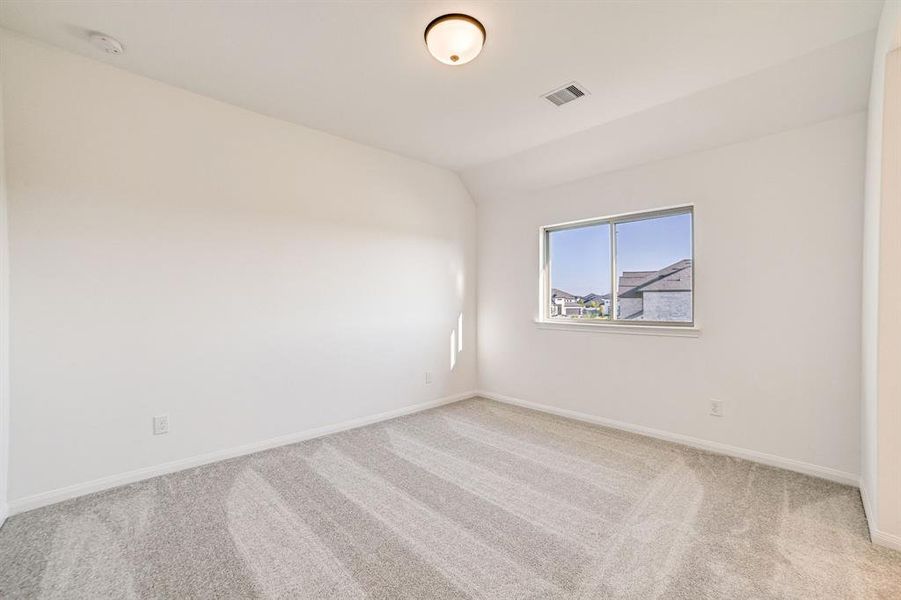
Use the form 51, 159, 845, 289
0, 0, 900, 598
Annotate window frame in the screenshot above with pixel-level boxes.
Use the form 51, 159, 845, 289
539, 205, 695, 328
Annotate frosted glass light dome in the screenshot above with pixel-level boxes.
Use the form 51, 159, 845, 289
424, 14, 486, 66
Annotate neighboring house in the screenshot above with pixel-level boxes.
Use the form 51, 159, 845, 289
580, 292, 611, 317
550, 289, 610, 317
617, 259, 692, 321
581, 292, 608, 306
550, 288, 585, 317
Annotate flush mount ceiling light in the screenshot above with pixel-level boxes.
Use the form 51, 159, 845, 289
424, 13, 486, 66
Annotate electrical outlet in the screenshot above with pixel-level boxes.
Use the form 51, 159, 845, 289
153, 414, 169, 435
709, 400, 724, 417
425, 371, 433, 384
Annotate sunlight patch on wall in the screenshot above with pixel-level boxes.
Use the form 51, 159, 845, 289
450, 330, 457, 370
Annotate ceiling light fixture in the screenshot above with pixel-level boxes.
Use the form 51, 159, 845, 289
424, 14, 485, 66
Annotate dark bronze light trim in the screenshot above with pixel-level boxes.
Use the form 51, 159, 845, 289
424, 13, 486, 44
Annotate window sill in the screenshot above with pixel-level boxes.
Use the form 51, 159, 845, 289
534, 319, 701, 338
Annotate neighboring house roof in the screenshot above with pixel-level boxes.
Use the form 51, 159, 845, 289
618, 259, 692, 298
552, 289, 611, 302
550, 288, 577, 300
581, 293, 610, 303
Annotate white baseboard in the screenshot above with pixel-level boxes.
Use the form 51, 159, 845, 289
476, 390, 860, 487
871, 529, 901, 552
859, 480, 901, 552
8, 391, 476, 516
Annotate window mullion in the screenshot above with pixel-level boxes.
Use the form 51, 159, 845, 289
610, 221, 617, 322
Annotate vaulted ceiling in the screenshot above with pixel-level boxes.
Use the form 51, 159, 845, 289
0, 1, 883, 171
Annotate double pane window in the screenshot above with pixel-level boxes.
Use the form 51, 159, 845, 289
543, 207, 693, 325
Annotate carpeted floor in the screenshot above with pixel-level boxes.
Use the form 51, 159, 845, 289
1, 397, 900, 599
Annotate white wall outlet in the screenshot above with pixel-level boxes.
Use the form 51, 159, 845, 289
709, 399, 724, 417
425, 371, 433, 384
153, 414, 169, 435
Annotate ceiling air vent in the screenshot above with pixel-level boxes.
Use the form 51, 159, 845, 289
542, 82, 590, 107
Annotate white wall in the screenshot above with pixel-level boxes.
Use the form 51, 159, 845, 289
474, 113, 866, 481
0, 32, 477, 506
861, 0, 901, 550
0, 44, 10, 525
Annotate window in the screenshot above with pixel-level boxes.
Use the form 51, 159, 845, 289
541, 206, 693, 326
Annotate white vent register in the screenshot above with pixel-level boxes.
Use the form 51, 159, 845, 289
543, 82, 589, 106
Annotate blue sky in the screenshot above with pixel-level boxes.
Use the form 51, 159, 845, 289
549, 213, 691, 296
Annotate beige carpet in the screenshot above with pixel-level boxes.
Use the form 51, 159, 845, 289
1, 397, 899, 599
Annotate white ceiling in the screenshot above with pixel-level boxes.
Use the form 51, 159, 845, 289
462, 31, 876, 198
0, 1, 884, 170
